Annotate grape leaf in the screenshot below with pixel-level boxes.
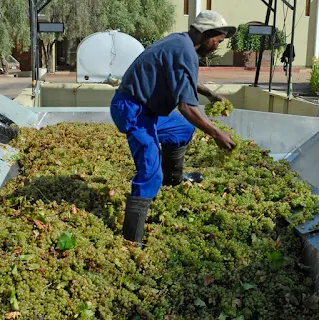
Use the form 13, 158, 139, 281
27, 264, 40, 270
9, 291, 19, 311
19, 254, 35, 261
241, 282, 257, 291
57, 231, 76, 250
11, 265, 18, 275
194, 298, 206, 307
218, 312, 228, 320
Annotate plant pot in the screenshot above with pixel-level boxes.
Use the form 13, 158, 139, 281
233, 50, 273, 68
233, 51, 257, 68
257, 50, 272, 67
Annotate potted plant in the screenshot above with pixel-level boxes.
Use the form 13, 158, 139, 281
310, 57, 319, 94
230, 23, 285, 68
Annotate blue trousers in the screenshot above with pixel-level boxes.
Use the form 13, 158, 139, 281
110, 91, 195, 199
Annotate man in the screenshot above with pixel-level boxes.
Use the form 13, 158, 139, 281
111, 10, 237, 247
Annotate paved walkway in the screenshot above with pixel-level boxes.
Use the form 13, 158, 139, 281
0, 68, 312, 100
198, 68, 311, 94
0, 76, 31, 99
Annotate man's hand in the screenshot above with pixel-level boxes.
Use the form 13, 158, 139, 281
213, 130, 236, 149
178, 103, 236, 150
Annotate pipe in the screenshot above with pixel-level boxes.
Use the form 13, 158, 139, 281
287, 0, 297, 99
29, 0, 37, 97
315, 0, 319, 58
269, 0, 278, 92
195, 0, 201, 17
254, 0, 274, 87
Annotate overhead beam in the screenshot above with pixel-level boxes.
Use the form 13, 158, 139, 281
254, 0, 274, 87
261, 0, 274, 11
281, 0, 294, 10
37, 0, 52, 13
35, 0, 52, 11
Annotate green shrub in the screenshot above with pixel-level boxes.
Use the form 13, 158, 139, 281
230, 24, 285, 52
310, 57, 319, 93
199, 49, 223, 67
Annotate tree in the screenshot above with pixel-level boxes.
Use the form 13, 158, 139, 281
0, 0, 30, 56
40, 0, 175, 71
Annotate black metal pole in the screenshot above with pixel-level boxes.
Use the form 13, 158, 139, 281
254, 0, 273, 87
37, 0, 52, 13
287, 0, 297, 98
269, 0, 277, 91
37, 29, 40, 83
29, 0, 38, 96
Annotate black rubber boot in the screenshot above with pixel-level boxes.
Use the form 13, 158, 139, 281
123, 195, 152, 247
162, 145, 203, 186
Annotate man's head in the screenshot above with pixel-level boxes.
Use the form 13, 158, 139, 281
189, 10, 236, 57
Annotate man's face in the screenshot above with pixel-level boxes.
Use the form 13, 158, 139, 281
197, 34, 225, 57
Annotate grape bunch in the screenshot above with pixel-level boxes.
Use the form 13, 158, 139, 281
205, 99, 234, 118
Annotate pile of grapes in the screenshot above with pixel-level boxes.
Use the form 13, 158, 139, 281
0, 114, 319, 319
205, 100, 234, 118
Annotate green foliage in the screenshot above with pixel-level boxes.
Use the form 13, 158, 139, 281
0, 0, 30, 55
139, 36, 162, 48
230, 24, 285, 52
199, 49, 223, 67
310, 57, 319, 93
241, 282, 257, 291
0, 122, 318, 319
40, 0, 175, 67
9, 290, 19, 311
267, 250, 286, 270
75, 301, 95, 318
57, 231, 76, 250
0, 0, 174, 67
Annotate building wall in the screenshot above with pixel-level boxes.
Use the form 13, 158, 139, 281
171, 0, 190, 32
171, 0, 317, 67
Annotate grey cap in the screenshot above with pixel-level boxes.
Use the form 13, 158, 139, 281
191, 10, 236, 38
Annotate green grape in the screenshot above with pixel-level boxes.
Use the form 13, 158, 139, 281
205, 99, 234, 118
0, 122, 317, 320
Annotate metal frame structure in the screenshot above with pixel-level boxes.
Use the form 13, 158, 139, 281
254, 0, 298, 98
29, 0, 53, 96
29, 0, 298, 97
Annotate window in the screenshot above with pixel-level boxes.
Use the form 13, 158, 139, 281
306, 0, 310, 16
207, 0, 212, 10
184, 0, 189, 15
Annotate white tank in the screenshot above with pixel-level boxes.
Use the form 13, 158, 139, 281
77, 31, 144, 83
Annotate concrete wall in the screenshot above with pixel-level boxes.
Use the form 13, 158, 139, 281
40, 83, 245, 108
171, 0, 316, 67
39, 82, 319, 118
40, 83, 116, 108
243, 85, 319, 117
198, 84, 245, 107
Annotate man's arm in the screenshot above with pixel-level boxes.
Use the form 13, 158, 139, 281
178, 102, 235, 149
197, 83, 225, 103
